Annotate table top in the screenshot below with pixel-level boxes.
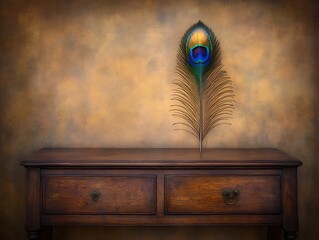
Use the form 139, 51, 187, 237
21, 148, 302, 167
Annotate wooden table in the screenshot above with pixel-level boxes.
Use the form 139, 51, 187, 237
21, 148, 302, 240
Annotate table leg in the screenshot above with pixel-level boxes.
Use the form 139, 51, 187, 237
26, 168, 41, 240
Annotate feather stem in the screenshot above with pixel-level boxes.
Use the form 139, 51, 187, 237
199, 68, 203, 154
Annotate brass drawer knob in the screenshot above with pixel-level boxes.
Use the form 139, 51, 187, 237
90, 190, 101, 202
222, 189, 239, 205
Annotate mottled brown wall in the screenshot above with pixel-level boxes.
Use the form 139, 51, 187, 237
0, 0, 318, 239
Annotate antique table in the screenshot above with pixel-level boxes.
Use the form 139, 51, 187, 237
21, 148, 302, 239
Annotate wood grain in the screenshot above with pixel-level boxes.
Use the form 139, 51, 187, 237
42, 175, 156, 215
21, 148, 302, 167
165, 175, 280, 214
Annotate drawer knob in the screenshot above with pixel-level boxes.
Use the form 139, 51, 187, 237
90, 190, 101, 202
222, 189, 239, 205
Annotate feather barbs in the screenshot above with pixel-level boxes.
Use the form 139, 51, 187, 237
171, 21, 235, 152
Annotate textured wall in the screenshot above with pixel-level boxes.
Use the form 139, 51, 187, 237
0, 0, 318, 239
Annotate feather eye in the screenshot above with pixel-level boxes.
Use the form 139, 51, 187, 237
171, 21, 235, 153
186, 27, 212, 66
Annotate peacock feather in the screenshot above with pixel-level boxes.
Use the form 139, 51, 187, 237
171, 21, 235, 153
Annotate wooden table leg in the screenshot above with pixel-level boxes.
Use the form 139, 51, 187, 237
26, 168, 41, 240
282, 168, 298, 240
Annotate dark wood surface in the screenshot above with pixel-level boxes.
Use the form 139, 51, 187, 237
43, 175, 156, 215
22, 148, 302, 240
21, 148, 301, 167
165, 175, 280, 214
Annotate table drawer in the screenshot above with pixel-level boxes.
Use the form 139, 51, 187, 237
42, 175, 156, 214
165, 175, 280, 214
